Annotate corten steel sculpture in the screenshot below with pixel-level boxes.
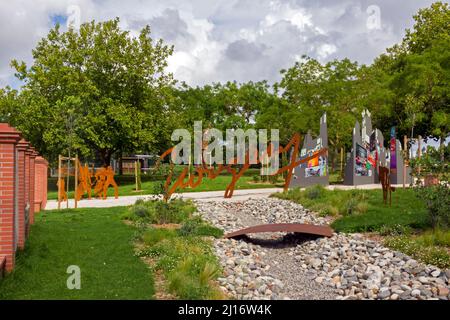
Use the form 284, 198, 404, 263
94, 166, 119, 200
56, 177, 68, 202
379, 166, 395, 205
157, 133, 328, 202
75, 162, 93, 201
154, 131, 333, 239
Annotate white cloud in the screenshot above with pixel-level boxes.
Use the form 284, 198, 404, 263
316, 43, 337, 60
0, 0, 438, 88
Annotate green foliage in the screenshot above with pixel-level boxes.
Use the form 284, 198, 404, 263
124, 198, 196, 224
305, 184, 325, 200
378, 224, 412, 237
252, 175, 261, 183
137, 233, 223, 300
178, 217, 224, 238
143, 228, 177, 246
384, 235, 450, 269
410, 147, 450, 229
5, 18, 174, 164
168, 256, 221, 299
415, 229, 450, 247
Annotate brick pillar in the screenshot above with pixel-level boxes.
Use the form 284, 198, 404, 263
0, 123, 21, 272
28, 148, 37, 225
16, 139, 29, 250
24, 148, 31, 238
34, 156, 48, 212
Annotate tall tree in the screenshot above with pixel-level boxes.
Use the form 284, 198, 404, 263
9, 18, 174, 164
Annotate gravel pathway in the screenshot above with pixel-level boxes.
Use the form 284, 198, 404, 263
195, 198, 450, 300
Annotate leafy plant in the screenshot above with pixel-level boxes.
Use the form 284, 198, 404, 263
384, 236, 450, 269
410, 147, 450, 229
252, 175, 261, 183
305, 184, 325, 200
178, 217, 224, 238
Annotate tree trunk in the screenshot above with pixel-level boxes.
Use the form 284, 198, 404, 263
100, 150, 112, 167
440, 133, 446, 164
118, 152, 123, 175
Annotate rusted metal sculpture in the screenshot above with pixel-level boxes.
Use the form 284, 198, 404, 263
158, 133, 328, 201
94, 166, 119, 200
224, 223, 333, 239
56, 177, 68, 202
379, 166, 395, 205
75, 162, 93, 201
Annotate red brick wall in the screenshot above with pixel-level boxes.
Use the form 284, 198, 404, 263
16, 140, 29, 249
0, 123, 21, 272
34, 157, 48, 211
28, 148, 36, 225
0, 123, 48, 273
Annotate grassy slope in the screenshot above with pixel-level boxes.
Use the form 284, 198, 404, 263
47, 175, 281, 200
331, 189, 429, 232
0, 207, 154, 299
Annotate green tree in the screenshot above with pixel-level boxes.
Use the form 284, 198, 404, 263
8, 18, 174, 164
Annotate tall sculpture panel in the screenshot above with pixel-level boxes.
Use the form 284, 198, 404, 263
290, 113, 329, 188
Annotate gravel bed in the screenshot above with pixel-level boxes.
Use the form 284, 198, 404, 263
195, 198, 450, 300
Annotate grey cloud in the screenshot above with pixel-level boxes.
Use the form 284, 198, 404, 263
225, 40, 266, 61
0, 0, 441, 88
129, 8, 195, 50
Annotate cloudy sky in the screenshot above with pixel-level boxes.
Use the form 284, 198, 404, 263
0, 0, 437, 88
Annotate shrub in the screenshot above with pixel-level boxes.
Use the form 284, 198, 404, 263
125, 198, 196, 224
319, 205, 339, 217
415, 229, 450, 247
168, 256, 221, 299
178, 217, 224, 238
143, 228, 177, 246
252, 175, 261, 183
378, 224, 412, 236
344, 198, 359, 215
355, 201, 369, 214
305, 184, 325, 200
268, 174, 279, 184
410, 147, 450, 229
384, 236, 450, 269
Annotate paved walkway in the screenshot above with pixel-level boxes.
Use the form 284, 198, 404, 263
44, 183, 408, 210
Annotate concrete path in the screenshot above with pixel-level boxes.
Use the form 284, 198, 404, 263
44, 184, 408, 210
44, 188, 283, 210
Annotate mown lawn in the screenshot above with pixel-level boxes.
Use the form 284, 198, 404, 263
47, 175, 281, 200
0, 207, 154, 299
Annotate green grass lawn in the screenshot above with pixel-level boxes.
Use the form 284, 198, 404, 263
0, 207, 154, 299
47, 175, 282, 200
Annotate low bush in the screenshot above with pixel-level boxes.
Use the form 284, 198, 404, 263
305, 184, 325, 200
318, 204, 339, 217
137, 236, 223, 299
168, 256, 222, 299
252, 175, 261, 183
178, 217, 223, 238
415, 229, 450, 247
143, 228, 177, 246
378, 224, 412, 237
384, 236, 450, 269
124, 198, 196, 224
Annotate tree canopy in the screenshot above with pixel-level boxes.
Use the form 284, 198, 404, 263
0, 2, 448, 167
